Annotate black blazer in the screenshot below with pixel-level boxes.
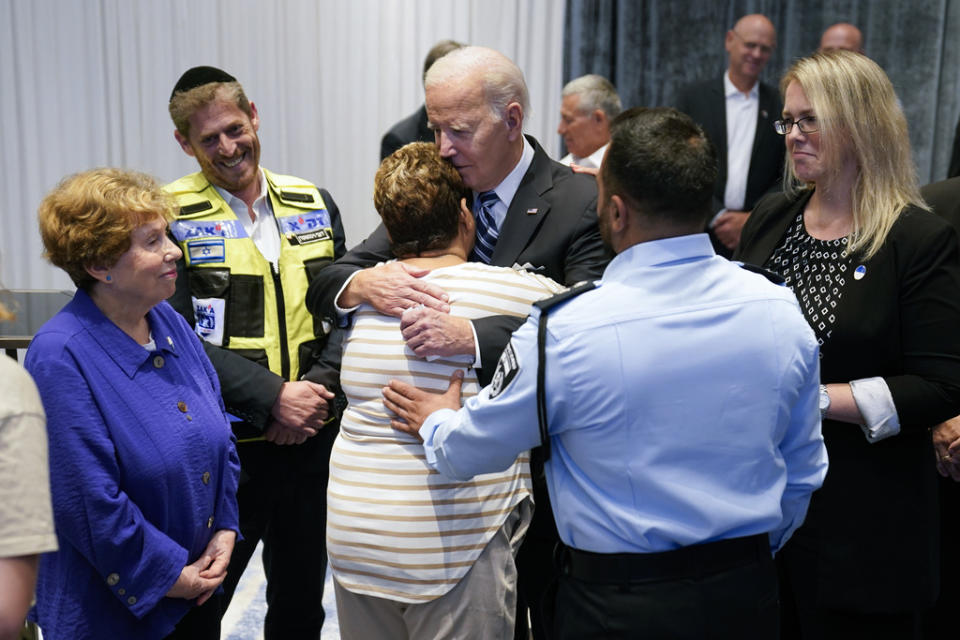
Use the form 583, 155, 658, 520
922, 176, 960, 228
675, 77, 784, 218
306, 135, 610, 384
380, 105, 434, 161
949, 118, 960, 179
737, 189, 960, 610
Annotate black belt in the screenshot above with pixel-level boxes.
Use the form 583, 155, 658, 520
558, 534, 769, 584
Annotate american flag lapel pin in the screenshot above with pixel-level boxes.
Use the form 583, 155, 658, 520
526, 208, 538, 215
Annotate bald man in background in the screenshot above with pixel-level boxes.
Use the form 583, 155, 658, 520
676, 14, 784, 257
819, 22, 864, 53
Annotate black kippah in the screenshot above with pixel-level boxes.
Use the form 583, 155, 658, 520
169, 66, 237, 102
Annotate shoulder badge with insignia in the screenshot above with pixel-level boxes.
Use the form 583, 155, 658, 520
489, 342, 520, 400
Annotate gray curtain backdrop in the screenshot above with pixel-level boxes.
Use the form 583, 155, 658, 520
564, 0, 960, 182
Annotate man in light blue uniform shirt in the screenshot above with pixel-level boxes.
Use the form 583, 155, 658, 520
384, 106, 828, 639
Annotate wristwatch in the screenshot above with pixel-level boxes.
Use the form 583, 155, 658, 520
819, 384, 831, 419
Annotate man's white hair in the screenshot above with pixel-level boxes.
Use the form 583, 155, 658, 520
562, 74, 622, 119
425, 46, 530, 120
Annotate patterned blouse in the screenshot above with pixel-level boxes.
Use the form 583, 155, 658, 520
764, 211, 853, 347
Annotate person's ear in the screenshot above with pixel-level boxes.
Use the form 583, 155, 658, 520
249, 101, 260, 132
459, 197, 475, 236
174, 130, 195, 157
610, 194, 629, 234
85, 264, 112, 284
504, 102, 523, 141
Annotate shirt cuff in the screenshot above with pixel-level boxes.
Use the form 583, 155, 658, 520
470, 321, 482, 368
333, 271, 362, 326
419, 408, 458, 468
849, 377, 900, 443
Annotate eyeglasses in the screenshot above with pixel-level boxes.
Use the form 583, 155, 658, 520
774, 116, 819, 135
730, 30, 774, 56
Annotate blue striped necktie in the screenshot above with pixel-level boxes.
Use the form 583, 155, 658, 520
471, 190, 500, 264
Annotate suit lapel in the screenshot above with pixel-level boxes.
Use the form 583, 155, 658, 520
751, 84, 778, 158
491, 136, 551, 267
711, 77, 728, 159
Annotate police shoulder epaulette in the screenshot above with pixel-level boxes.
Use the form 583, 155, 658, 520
737, 262, 785, 285
533, 280, 598, 313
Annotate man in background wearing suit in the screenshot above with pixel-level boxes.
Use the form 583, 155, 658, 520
556, 74, 621, 169
379, 39, 464, 161
676, 14, 783, 257
306, 45, 608, 640
920, 175, 960, 638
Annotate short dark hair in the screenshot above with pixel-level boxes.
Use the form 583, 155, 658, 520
602, 107, 717, 225
374, 142, 469, 257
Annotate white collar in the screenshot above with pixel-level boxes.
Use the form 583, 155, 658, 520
478, 136, 534, 205
724, 71, 759, 100
213, 169, 269, 217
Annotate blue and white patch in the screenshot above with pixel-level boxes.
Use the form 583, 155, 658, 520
171, 219, 247, 242
488, 342, 520, 399
277, 209, 331, 234
186, 239, 226, 264
193, 297, 226, 345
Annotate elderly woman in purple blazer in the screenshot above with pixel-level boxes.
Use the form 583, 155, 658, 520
24, 168, 240, 640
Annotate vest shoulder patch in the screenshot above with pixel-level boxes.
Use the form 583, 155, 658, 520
178, 200, 213, 216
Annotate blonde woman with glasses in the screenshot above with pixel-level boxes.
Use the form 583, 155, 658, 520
736, 50, 960, 639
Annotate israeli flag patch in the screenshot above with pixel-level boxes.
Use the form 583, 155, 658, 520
186, 239, 226, 264
192, 297, 226, 345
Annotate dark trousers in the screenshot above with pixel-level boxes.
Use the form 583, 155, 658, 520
164, 594, 222, 640
514, 473, 560, 639
553, 535, 778, 639
221, 425, 338, 640
923, 474, 957, 638
778, 530, 925, 640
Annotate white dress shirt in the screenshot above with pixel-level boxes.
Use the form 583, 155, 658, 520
723, 71, 759, 211
215, 170, 280, 265
558, 143, 607, 170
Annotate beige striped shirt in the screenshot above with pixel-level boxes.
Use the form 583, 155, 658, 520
328, 262, 564, 602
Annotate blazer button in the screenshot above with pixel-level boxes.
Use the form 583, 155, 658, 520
106, 573, 119, 586
153, 355, 165, 368
117, 588, 126, 596
127, 596, 137, 605
177, 401, 188, 412
207, 516, 214, 528
202, 471, 211, 485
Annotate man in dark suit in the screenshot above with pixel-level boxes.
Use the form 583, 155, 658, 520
379, 39, 464, 161
306, 45, 608, 640
676, 13, 783, 257
920, 175, 960, 638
